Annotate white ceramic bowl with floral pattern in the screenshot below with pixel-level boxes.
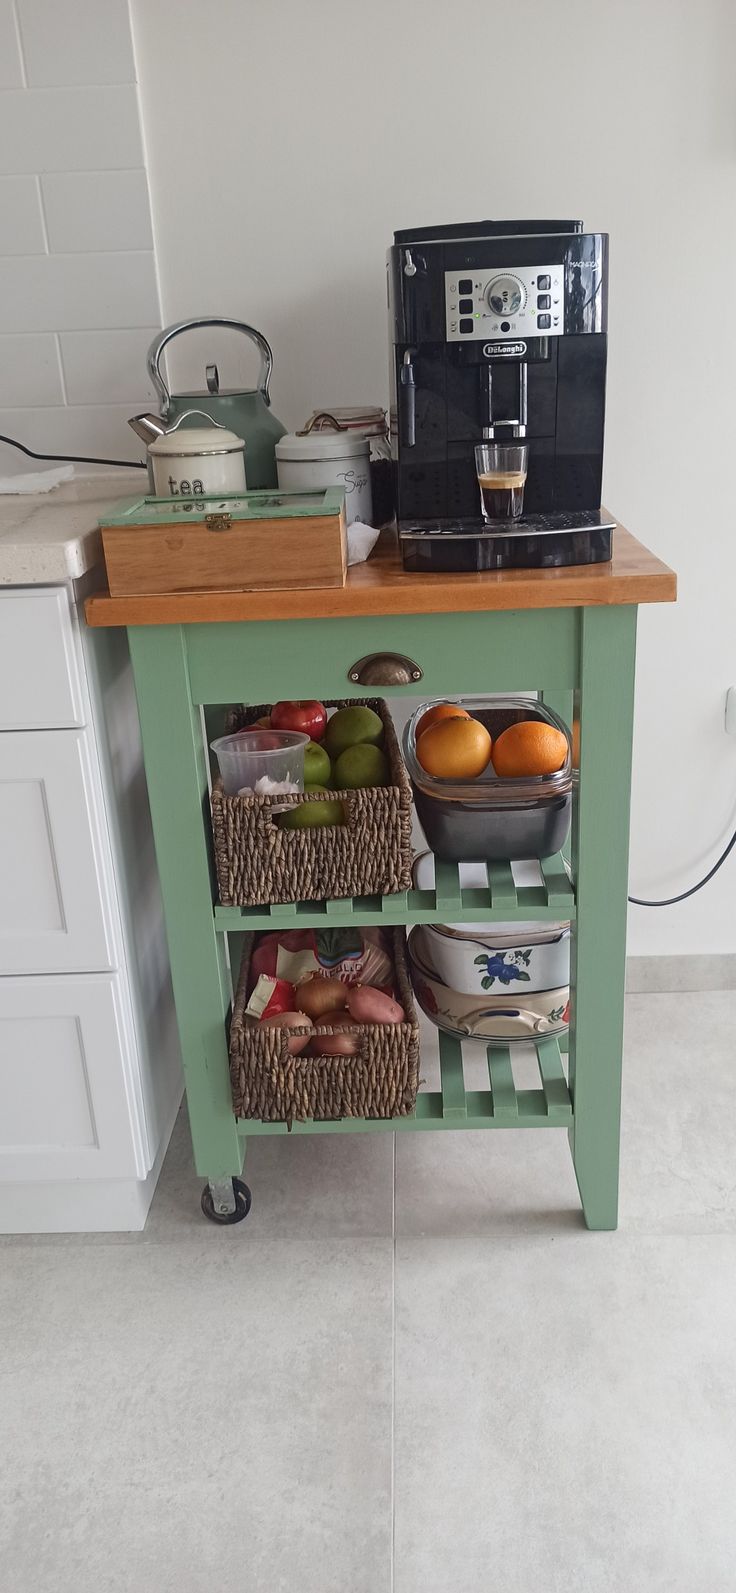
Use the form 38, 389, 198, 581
408, 928, 570, 1042
420, 920, 570, 996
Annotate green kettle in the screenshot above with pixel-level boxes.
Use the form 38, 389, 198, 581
145, 318, 286, 489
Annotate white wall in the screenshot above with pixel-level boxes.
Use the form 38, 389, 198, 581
132, 0, 736, 957
0, 0, 160, 475
0, 0, 713, 956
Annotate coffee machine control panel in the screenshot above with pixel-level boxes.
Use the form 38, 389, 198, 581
445, 265, 565, 342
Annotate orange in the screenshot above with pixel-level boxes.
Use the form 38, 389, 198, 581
492, 720, 568, 778
417, 715, 492, 779
416, 701, 471, 742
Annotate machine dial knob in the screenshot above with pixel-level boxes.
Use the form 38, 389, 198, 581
486, 274, 526, 317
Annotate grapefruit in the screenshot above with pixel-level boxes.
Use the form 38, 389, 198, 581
416, 701, 471, 742
416, 715, 492, 779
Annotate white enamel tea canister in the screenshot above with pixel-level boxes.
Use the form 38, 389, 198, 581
275, 412, 372, 525
147, 410, 246, 498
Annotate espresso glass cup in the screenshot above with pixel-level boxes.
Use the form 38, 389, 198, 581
474, 442, 529, 523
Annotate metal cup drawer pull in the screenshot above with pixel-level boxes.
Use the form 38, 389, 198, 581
348, 652, 423, 686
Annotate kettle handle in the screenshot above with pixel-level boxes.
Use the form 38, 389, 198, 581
146, 318, 275, 412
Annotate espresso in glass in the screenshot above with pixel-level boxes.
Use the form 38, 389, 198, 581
478, 469, 527, 521
474, 441, 528, 523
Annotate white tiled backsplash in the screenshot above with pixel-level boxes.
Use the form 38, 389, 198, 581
0, 0, 159, 476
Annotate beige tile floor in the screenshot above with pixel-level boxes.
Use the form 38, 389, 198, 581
1, 990, 735, 1592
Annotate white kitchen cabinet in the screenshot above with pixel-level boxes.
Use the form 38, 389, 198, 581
0, 503, 182, 1232
0, 972, 144, 1182
0, 728, 114, 975
0, 586, 83, 729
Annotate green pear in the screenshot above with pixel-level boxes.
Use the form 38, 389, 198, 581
323, 705, 384, 760
278, 785, 345, 829
332, 743, 389, 790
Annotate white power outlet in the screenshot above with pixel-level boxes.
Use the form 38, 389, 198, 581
726, 687, 736, 737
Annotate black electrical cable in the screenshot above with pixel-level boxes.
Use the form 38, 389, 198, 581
629, 822, 736, 907
0, 432, 146, 471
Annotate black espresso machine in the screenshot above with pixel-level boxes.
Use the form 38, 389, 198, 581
387, 218, 614, 570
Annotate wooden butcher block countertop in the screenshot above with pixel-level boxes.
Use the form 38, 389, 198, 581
85, 518, 676, 628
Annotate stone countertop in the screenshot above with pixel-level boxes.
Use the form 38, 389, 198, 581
0, 473, 144, 584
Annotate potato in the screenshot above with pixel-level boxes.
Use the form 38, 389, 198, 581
295, 975, 348, 1021
260, 1010, 313, 1055
346, 985, 405, 1024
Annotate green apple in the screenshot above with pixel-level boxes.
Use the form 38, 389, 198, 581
278, 785, 345, 829
332, 743, 389, 790
303, 740, 332, 786
323, 705, 384, 760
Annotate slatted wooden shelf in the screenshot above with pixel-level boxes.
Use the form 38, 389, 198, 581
215, 851, 574, 931
235, 1032, 572, 1136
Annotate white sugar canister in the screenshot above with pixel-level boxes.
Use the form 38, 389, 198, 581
275, 414, 372, 525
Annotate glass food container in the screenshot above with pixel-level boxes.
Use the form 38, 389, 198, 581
403, 697, 573, 862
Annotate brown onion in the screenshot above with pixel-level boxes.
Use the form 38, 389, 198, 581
295, 975, 349, 1021
313, 1009, 362, 1028
307, 1030, 362, 1057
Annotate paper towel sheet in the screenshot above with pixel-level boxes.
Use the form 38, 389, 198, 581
347, 519, 381, 565
0, 465, 74, 495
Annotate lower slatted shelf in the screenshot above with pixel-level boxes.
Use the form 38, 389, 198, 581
235, 1031, 572, 1136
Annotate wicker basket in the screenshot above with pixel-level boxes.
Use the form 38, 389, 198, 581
229, 927, 421, 1126
211, 698, 413, 906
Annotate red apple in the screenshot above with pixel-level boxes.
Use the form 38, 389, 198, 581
271, 700, 327, 742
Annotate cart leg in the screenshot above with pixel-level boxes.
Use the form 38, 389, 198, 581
540, 689, 573, 731
568, 606, 637, 1230
540, 690, 574, 864
128, 625, 243, 1191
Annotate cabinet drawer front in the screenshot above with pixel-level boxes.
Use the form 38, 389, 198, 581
0, 588, 84, 729
0, 972, 144, 1181
184, 608, 578, 705
0, 729, 114, 974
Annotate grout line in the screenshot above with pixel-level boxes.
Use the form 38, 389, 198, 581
0, 328, 159, 338
30, 167, 148, 176
390, 1131, 396, 1593
0, 398, 152, 410
11, 0, 28, 88
127, 0, 165, 324
54, 333, 68, 404
34, 175, 50, 254
0, 249, 157, 262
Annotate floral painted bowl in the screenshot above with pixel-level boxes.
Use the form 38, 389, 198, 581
408, 928, 570, 1043
420, 919, 570, 996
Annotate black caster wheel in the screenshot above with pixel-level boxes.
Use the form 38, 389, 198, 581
200, 1177, 252, 1225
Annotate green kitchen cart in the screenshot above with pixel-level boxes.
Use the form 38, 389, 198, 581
86, 520, 676, 1230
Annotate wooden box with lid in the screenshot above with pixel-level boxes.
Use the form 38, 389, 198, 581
97, 488, 347, 598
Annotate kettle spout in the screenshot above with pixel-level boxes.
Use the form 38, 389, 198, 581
128, 412, 168, 445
